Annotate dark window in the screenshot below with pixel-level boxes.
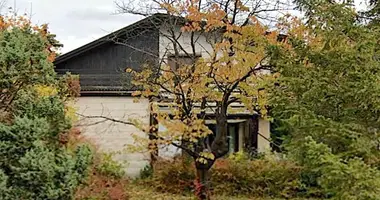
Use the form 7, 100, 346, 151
206, 123, 240, 154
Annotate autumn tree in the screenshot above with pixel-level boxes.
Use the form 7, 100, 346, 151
115, 0, 289, 199
269, 0, 380, 198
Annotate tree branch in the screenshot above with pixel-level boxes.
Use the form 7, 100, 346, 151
77, 113, 136, 126
77, 112, 200, 158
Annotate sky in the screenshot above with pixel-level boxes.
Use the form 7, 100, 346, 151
1, 0, 144, 53
0, 0, 371, 54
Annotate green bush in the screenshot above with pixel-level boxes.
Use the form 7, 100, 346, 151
0, 15, 93, 200
0, 117, 93, 200
0, 170, 8, 199
292, 137, 380, 200
13, 89, 71, 135
0, 117, 58, 170
143, 154, 302, 198
95, 153, 125, 179
140, 164, 154, 179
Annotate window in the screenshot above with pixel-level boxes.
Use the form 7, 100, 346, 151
206, 122, 244, 154
228, 123, 239, 153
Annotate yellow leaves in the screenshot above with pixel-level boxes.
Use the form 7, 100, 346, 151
197, 152, 215, 164
34, 85, 58, 97
204, 4, 226, 32
65, 103, 79, 123
125, 68, 133, 73
239, 96, 254, 112
160, 3, 179, 15
142, 88, 154, 97
140, 68, 154, 79
153, 111, 213, 144
256, 89, 268, 117
187, 5, 204, 22
1, 14, 42, 34
266, 31, 279, 44
248, 16, 265, 33
197, 157, 208, 164
273, 72, 281, 79
133, 97, 141, 103
214, 40, 231, 52
126, 133, 151, 153
126, 0, 291, 157
236, 0, 250, 12
132, 91, 142, 97
47, 51, 56, 63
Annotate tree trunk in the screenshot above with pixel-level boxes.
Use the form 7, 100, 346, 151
195, 162, 213, 200
211, 111, 229, 158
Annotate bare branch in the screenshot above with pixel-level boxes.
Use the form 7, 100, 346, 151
77, 112, 201, 157
77, 113, 136, 126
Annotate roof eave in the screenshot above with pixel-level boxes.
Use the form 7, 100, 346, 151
54, 13, 170, 65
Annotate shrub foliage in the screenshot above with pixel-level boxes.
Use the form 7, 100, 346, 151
0, 15, 93, 200
142, 154, 302, 198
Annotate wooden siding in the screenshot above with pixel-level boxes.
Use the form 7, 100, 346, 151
55, 28, 159, 91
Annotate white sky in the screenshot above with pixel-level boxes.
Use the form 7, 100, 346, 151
1, 0, 144, 53
0, 0, 372, 54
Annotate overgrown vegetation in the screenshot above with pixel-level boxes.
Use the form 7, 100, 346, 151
97, 0, 380, 199
74, 149, 129, 200
3, 0, 380, 199
95, 153, 126, 179
0, 15, 93, 200
269, 0, 380, 199
138, 153, 303, 199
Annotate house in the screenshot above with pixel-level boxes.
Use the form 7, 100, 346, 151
54, 13, 271, 177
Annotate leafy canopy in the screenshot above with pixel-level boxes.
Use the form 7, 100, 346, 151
270, 0, 380, 198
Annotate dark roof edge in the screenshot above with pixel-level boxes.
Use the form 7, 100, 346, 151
54, 13, 169, 65
80, 90, 134, 96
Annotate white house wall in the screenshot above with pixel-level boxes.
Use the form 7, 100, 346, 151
75, 96, 150, 177
258, 118, 271, 153
159, 25, 215, 60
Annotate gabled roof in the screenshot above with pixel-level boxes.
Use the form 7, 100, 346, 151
54, 13, 286, 65
54, 13, 170, 65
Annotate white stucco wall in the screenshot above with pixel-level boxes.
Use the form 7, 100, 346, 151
258, 118, 271, 153
159, 25, 215, 60
75, 96, 150, 177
